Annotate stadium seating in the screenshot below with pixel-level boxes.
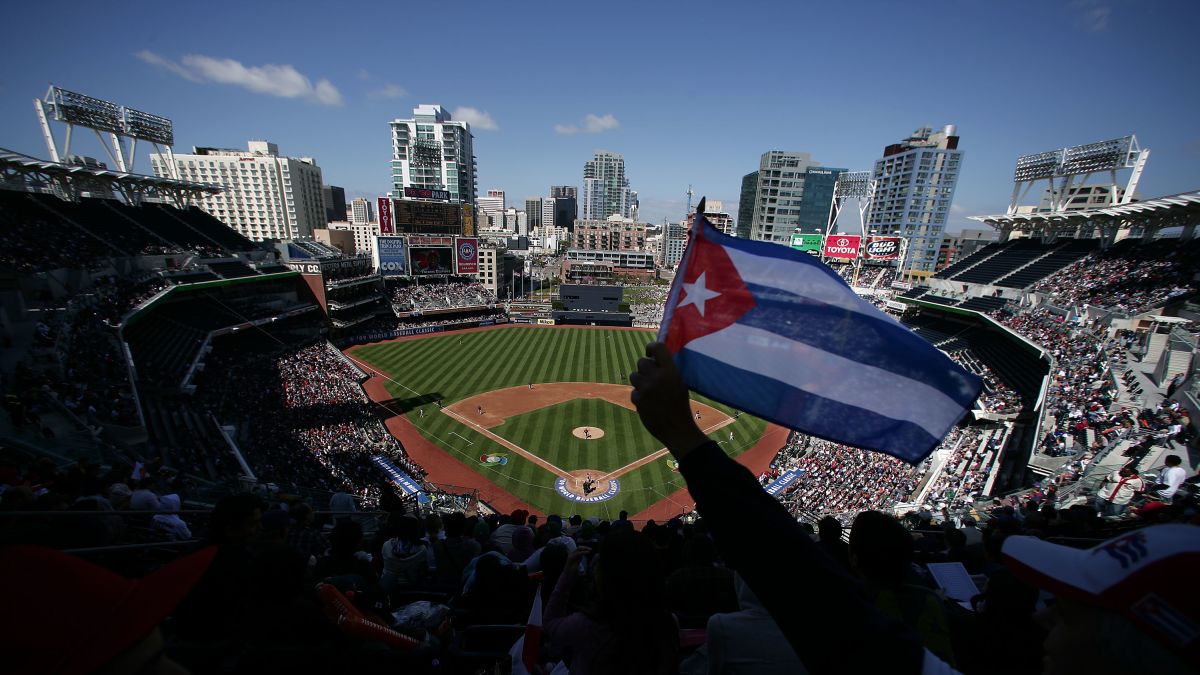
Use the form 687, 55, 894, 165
931, 241, 1005, 279
950, 240, 1057, 285
957, 296, 1008, 313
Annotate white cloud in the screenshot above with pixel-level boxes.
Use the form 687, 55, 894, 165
554, 113, 620, 135
1071, 0, 1111, 32
452, 106, 498, 131
368, 83, 406, 100
136, 50, 343, 106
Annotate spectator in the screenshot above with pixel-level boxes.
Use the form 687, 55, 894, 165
544, 533, 679, 674
1097, 467, 1145, 517
380, 515, 429, 593
1158, 454, 1187, 501
680, 573, 808, 675
150, 493, 192, 541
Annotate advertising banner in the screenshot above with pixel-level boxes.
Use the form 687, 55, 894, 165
408, 235, 454, 247
790, 233, 824, 255
403, 187, 450, 201
376, 236, 407, 276
823, 234, 862, 259
409, 247, 454, 275
455, 237, 479, 275
462, 205, 475, 237
864, 236, 902, 260
377, 197, 393, 234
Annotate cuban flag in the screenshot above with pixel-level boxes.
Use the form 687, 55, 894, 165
659, 206, 982, 464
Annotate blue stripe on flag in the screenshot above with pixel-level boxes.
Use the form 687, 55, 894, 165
677, 342, 952, 463
735, 289, 979, 408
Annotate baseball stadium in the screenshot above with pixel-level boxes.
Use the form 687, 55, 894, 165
2, 66, 1200, 674
347, 325, 776, 519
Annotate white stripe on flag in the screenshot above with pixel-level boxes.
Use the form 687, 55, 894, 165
724, 246, 894, 324
687, 322, 967, 438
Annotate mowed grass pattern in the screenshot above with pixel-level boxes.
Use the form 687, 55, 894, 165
352, 326, 766, 517
497, 399, 661, 473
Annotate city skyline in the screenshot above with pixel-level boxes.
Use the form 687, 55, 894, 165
2, 0, 1198, 230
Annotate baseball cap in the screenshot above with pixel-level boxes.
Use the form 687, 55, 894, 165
0, 544, 217, 675
1002, 525, 1200, 665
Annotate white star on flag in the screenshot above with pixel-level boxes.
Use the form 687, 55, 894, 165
678, 271, 722, 317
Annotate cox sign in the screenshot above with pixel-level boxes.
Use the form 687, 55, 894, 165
823, 235, 862, 259
864, 236, 902, 260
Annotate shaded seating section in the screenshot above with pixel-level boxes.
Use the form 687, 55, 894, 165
0, 190, 128, 271
29, 193, 166, 256
124, 280, 317, 387
95, 199, 223, 256
932, 241, 1006, 279
899, 286, 930, 299
951, 240, 1057, 285
206, 261, 258, 278
919, 294, 960, 308
994, 239, 1098, 289
151, 203, 258, 252
958, 296, 1008, 313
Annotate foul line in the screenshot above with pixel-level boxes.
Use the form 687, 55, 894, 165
440, 405, 572, 479
597, 416, 738, 483
450, 431, 474, 445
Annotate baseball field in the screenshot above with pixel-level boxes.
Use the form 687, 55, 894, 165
347, 325, 770, 518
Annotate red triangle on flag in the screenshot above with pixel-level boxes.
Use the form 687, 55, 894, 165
665, 225, 755, 353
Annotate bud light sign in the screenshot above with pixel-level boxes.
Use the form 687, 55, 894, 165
823, 235, 861, 259
377, 236, 407, 276
864, 236, 901, 260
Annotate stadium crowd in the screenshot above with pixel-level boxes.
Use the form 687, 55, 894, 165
943, 350, 1023, 414
197, 341, 425, 502
771, 433, 926, 520
1030, 239, 1199, 314
390, 281, 497, 313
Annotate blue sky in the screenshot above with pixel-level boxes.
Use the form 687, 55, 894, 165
3, 0, 1198, 230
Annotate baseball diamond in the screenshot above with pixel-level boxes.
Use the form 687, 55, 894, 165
346, 325, 776, 518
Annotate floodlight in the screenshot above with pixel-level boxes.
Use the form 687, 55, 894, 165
1013, 149, 1061, 182
123, 107, 174, 145
1061, 136, 1134, 176
49, 86, 123, 134
834, 171, 872, 199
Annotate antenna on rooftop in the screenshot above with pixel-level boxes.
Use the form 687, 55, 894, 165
685, 184, 694, 216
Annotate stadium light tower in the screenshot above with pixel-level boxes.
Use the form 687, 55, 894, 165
34, 85, 177, 177
1008, 135, 1149, 215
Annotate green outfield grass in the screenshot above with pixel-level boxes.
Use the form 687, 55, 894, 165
352, 326, 766, 517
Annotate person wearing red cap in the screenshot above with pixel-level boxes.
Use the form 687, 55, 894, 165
0, 545, 216, 675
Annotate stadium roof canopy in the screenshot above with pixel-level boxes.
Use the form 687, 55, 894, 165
0, 147, 221, 208
969, 189, 1200, 242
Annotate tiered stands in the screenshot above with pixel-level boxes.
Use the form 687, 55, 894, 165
951, 240, 1056, 284
932, 241, 1005, 279
993, 239, 1097, 288
957, 296, 1008, 313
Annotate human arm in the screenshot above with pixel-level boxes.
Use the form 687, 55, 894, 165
630, 342, 927, 675
543, 546, 590, 631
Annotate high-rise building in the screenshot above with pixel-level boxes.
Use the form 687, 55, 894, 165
737, 172, 758, 239
525, 198, 542, 229
582, 151, 636, 221
551, 185, 577, 200
323, 185, 347, 223
697, 200, 736, 236
867, 125, 963, 274
477, 190, 506, 230
662, 221, 688, 268
550, 185, 578, 228
796, 167, 845, 234
349, 197, 375, 225
571, 215, 647, 251
389, 104, 477, 205
540, 198, 557, 235
150, 140, 324, 241
744, 151, 844, 244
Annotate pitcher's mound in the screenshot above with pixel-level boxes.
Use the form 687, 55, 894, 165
572, 426, 604, 440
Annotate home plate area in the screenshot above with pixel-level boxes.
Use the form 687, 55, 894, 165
556, 470, 620, 503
